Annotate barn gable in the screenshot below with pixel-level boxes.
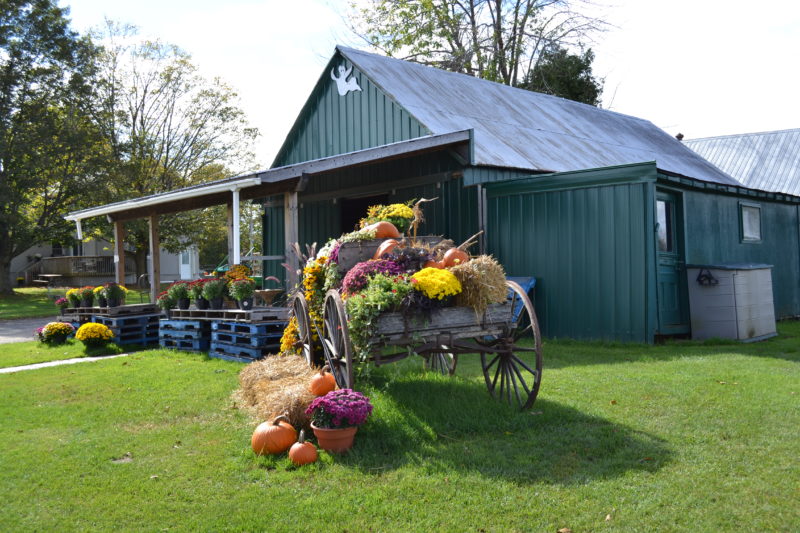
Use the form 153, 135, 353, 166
272, 50, 431, 168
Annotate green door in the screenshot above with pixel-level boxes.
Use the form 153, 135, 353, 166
655, 191, 690, 335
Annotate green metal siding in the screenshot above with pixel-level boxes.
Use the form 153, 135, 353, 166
272, 52, 430, 168
486, 165, 657, 342
680, 185, 800, 318
299, 199, 341, 250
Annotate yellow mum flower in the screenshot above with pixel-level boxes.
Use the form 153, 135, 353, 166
411, 267, 463, 300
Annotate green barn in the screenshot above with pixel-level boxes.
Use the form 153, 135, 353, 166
67, 46, 800, 343
260, 46, 800, 342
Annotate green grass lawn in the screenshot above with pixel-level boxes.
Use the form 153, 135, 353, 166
1, 324, 798, 531
0, 287, 64, 319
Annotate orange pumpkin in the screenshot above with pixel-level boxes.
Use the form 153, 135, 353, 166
251, 415, 297, 455
310, 365, 337, 396
443, 248, 469, 267
424, 259, 444, 269
367, 221, 401, 239
289, 430, 318, 465
373, 239, 400, 260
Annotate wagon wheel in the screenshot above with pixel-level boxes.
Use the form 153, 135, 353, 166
292, 294, 318, 366
477, 280, 543, 410
422, 352, 458, 376
321, 289, 354, 389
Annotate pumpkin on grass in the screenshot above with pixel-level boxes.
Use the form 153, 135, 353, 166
310, 365, 337, 397
289, 430, 318, 465
251, 415, 297, 455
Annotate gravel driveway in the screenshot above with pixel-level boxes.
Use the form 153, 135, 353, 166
0, 316, 58, 344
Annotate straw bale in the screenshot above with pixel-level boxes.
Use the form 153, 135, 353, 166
233, 355, 318, 429
451, 255, 508, 315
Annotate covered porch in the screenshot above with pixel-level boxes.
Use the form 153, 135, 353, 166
65, 131, 472, 303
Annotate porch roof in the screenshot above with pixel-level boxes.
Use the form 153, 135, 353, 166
65, 130, 471, 223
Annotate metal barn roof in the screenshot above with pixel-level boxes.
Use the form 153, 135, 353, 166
683, 129, 800, 195
339, 46, 741, 186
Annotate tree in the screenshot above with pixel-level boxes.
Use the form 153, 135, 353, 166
87, 23, 259, 278
516, 45, 602, 105
349, 0, 606, 89
0, 0, 102, 294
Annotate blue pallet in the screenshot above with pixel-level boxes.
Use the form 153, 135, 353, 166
211, 320, 286, 335
160, 329, 208, 341
209, 341, 275, 360
159, 338, 210, 351
159, 319, 209, 331
211, 331, 281, 347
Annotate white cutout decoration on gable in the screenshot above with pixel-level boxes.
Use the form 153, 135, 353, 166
331, 64, 362, 96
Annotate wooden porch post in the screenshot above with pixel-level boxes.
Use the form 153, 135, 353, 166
148, 215, 161, 304
226, 202, 235, 266
113, 220, 126, 285
284, 191, 299, 288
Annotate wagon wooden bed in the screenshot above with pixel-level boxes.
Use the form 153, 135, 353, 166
292, 278, 543, 410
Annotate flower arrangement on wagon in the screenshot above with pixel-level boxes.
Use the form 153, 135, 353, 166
279, 198, 509, 363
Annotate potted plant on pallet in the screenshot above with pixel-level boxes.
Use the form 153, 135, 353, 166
306, 389, 373, 453
188, 279, 209, 309
201, 278, 227, 309
229, 277, 256, 310
103, 282, 127, 307
55, 297, 69, 315
78, 286, 95, 308
167, 281, 191, 310
94, 285, 107, 307
157, 291, 175, 317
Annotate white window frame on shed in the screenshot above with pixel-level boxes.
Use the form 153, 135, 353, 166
739, 201, 762, 243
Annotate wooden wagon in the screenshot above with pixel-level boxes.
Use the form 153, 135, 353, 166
291, 240, 543, 410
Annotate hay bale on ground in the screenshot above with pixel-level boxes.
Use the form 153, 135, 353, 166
234, 355, 318, 429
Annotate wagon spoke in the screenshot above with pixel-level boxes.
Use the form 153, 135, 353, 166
510, 361, 532, 395
507, 359, 523, 407
511, 354, 538, 375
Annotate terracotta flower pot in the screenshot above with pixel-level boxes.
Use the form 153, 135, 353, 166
311, 424, 358, 454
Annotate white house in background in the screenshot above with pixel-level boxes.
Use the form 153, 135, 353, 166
11, 238, 200, 288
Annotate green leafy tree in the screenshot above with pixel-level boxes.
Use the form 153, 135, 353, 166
517, 45, 602, 105
349, 0, 606, 88
0, 0, 102, 294
87, 22, 259, 277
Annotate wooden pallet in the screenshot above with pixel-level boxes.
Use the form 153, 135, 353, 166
159, 338, 210, 351
208, 341, 275, 360
66, 304, 159, 317
211, 331, 282, 347
168, 307, 289, 322
114, 333, 159, 346
211, 320, 286, 335
160, 329, 208, 341
159, 319, 210, 331
93, 314, 161, 328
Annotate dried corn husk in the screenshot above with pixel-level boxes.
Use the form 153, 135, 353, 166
451, 255, 508, 315
233, 355, 318, 429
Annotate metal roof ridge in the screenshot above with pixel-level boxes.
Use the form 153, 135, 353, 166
685, 128, 800, 142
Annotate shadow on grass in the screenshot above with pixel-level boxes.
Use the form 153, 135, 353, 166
541, 319, 800, 369
337, 369, 670, 486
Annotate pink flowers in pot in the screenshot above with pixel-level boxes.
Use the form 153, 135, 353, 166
305, 389, 373, 429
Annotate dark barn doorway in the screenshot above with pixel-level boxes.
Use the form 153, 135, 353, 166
340, 194, 388, 233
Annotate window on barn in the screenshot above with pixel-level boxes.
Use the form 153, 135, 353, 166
740, 202, 762, 243
656, 200, 673, 252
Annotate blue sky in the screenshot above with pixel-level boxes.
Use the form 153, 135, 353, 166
60, 0, 800, 168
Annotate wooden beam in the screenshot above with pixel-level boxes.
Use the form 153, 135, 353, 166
232, 189, 241, 265
284, 191, 299, 288
113, 220, 126, 285
148, 215, 160, 304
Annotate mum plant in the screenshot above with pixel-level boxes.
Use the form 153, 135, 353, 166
55, 297, 69, 310
156, 291, 174, 310
167, 281, 189, 300
103, 282, 128, 300
224, 263, 252, 282
188, 279, 207, 300
341, 259, 404, 296
229, 277, 256, 300
201, 278, 227, 300
75, 322, 114, 348
35, 322, 75, 344
78, 286, 95, 305
411, 267, 462, 300
65, 288, 80, 307
359, 202, 415, 234
305, 389, 373, 429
